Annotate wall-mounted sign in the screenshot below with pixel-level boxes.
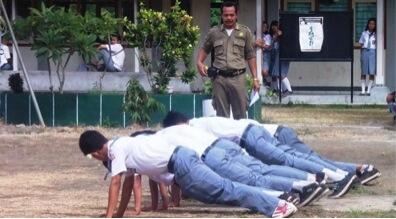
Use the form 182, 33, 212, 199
299, 17, 324, 52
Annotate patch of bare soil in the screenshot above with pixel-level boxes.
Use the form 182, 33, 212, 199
0, 106, 395, 217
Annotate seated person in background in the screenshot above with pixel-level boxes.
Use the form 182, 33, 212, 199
386, 91, 396, 120
93, 34, 125, 72
0, 39, 12, 70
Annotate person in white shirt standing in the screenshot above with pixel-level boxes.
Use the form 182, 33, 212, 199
96, 35, 125, 72
0, 39, 12, 70
358, 18, 376, 96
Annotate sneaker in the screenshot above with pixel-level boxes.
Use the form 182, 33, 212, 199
359, 92, 366, 96
357, 165, 381, 185
315, 184, 331, 201
297, 183, 323, 207
316, 172, 327, 185
281, 90, 293, 98
279, 192, 300, 205
365, 93, 371, 96
271, 200, 298, 218
328, 173, 357, 198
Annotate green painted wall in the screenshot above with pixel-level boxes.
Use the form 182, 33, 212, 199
0, 92, 262, 127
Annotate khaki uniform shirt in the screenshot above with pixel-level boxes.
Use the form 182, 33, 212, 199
201, 23, 256, 71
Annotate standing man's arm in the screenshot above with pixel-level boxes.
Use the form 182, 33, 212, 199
197, 49, 209, 77
197, 29, 215, 77
115, 174, 134, 217
106, 173, 122, 217
247, 58, 260, 91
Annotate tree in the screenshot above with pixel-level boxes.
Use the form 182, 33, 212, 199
17, 3, 126, 93
124, 0, 200, 93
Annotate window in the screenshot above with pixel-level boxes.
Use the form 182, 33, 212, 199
319, 0, 349, 11
355, 2, 376, 42
287, 2, 312, 13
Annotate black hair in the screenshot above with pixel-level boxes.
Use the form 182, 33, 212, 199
270, 20, 279, 37
79, 130, 108, 155
162, 111, 190, 128
130, 129, 157, 137
365, 18, 376, 33
220, 1, 238, 14
262, 20, 269, 35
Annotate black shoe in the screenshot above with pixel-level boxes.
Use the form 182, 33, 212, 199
315, 184, 331, 201
297, 183, 322, 207
279, 192, 300, 205
357, 165, 381, 185
365, 93, 371, 96
328, 173, 357, 198
316, 172, 327, 185
359, 93, 366, 96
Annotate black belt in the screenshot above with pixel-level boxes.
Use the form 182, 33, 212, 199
218, 68, 246, 77
201, 139, 221, 161
167, 146, 182, 173
240, 124, 254, 148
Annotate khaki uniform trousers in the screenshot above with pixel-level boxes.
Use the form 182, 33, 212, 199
212, 74, 248, 119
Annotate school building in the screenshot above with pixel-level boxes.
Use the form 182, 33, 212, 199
1, 0, 395, 103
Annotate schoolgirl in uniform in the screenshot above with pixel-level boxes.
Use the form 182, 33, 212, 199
269, 20, 292, 96
359, 18, 376, 96
255, 21, 272, 87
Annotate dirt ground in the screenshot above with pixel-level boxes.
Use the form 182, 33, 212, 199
0, 105, 395, 217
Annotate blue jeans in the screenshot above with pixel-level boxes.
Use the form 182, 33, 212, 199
276, 126, 357, 174
202, 138, 300, 192
241, 125, 327, 174
168, 146, 279, 217
98, 49, 120, 72
213, 138, 310, 180
0, 63, 12, 70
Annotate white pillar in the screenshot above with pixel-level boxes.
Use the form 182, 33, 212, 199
11, 0, 17, 71
133, 0, 140, 73
256, 0, 262, 83
376, 0, 385, 85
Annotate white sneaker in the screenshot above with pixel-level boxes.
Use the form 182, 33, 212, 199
271, 200, 298, 218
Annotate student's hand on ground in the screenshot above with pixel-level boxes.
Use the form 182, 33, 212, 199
160, 201, 169, 210
130, 208, 141, 215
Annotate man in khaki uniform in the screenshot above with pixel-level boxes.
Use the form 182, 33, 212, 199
197, 2, 260, 119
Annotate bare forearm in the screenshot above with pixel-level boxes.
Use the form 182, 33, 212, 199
149, 179, 159, 210
247, 58, 257, 78
133, 174, 142, 214
116, 175, 134, 217
106, 175, 122, 218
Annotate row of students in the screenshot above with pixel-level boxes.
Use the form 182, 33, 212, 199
79, 112, 380, 218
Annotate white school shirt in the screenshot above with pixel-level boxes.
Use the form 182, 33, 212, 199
157, 124, 217, 157
106, 43, 125, 71
108, 135, 176, 182
189, 117, 280, 138
359, 30, 376, 49
263, 34, 272, 48
0, 44, 10, 67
